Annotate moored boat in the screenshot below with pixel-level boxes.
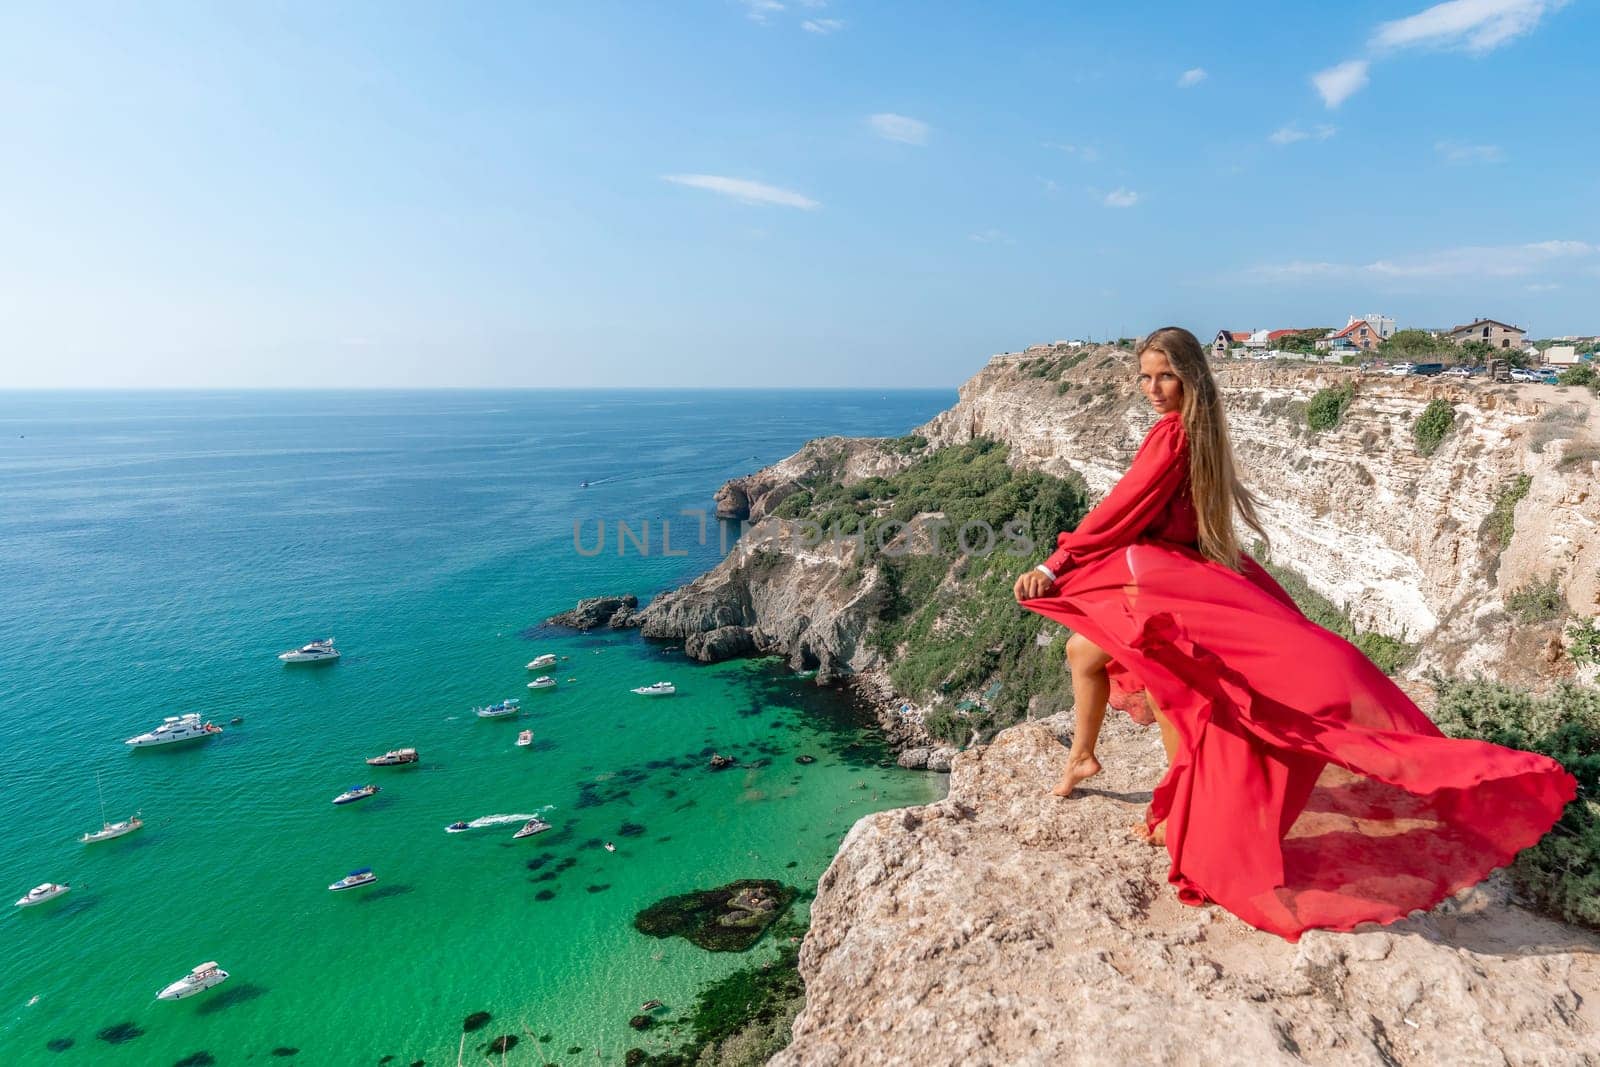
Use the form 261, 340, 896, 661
474, 698, 521, 719
15, 882, 69, 908
526, 653, 557, 670
515, 729, 533, 747
366, 748, 418, 767
329, 867, 377, 892
512, 817, 552, 839
157, 961, 229, 1000
526, 675, 557, 690
332, 784, 380, 806
81, 815, 143, 843
278, 637, 340, 664
631, 681, 675, 696
125, 714, 222, 748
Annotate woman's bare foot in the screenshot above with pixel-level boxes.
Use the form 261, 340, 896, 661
1132, 820, 1167, 846
1050, 754, 1101, 797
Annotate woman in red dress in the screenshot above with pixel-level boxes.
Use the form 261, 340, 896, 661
1013, 326, 1576, 942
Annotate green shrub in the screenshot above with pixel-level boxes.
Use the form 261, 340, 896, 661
1431, 675, 1600, 927
1483, 475, 1532, 554
1412, 399, 1455, 456
1305, 384, 1355, 432
1505, 577, 1565, 623
1557, 363, 1596, 388
1568, 619, 1600, 666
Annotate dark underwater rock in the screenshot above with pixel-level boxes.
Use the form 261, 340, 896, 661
270, 1050, 299, 1058
46, 1038, 74, 1052
96, 1022, 144, 1044
486, 1034, 518, 1054
463, 1011, 492, 1032
633, 879, 797, 951
173, 1053, 216, 1067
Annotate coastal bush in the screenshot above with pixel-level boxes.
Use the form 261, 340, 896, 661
1252, 547, 1417, 674
1568, 619, 1600, 666
1557, 363, 1596, 388
1482, 475, 1532, 556
1305, 384, 1355, 432
1380, 329, 1450, 359
1506, 577, 1565, 623
1411, 399, 1455, 456
1431, 675, 1600, 927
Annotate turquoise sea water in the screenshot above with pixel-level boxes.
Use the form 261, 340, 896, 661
0, 389, 951, 1066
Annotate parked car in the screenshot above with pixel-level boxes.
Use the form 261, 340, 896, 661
1384, 362, 1415, 376
1411, 362, 1445, 376
1443, 366, 1473, 378
1509, 368, 1541, 383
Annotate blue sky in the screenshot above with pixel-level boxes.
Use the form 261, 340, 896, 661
1, 0, 1596, 388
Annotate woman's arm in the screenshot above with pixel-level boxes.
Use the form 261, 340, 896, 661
1038, 414, 1189, 578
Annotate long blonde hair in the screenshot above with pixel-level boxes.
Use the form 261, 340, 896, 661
1136, 326, 1269, 571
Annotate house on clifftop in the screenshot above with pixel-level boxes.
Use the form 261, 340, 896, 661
1446, 318, 1526, 350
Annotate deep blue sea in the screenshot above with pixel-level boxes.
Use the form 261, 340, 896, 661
0, 388, 952, 1065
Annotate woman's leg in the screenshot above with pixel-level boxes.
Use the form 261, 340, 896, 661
1052, 632, 1113, 797
1135, 692, 1177, 845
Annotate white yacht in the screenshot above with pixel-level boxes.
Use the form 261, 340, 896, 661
81, 815, 143, 844
631, 681, 676, 697
526, 653, 557, 670
526, 675, 557, 690
15, 883, 70, 908
125, 714, 222, 748
474, 698, 521, 719
329, 867, 377, 892
332, 784, 380, 806
515, 729, 534, 747
512, 817, 551, 839
366, 748, 418, 767
157, 961, 229, 1000
278, 638, 340, 664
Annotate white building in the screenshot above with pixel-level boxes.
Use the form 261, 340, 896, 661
1545, 345, 1580, 366
1353, 313, 1396, 339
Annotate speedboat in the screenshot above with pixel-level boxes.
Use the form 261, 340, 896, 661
125, 714, 223, 748
515, 729, 533, 747
81, 815, 143, 844
329, 867, 377, 892
631, 681, 675, 696
15, 883, 69, 908
157, 961, 229, 1000
512, 818, 551, 840
366, 748, 418, 766
278, 638, 340, 664
603, 842, 616, 853
526, 654, 557, 670
474, 698, 521, 719
445, 821, 471, 833
526, 675, 556, 690
332, 784, 380, 806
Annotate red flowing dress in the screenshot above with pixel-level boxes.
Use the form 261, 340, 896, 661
1018, 410, 1577, 941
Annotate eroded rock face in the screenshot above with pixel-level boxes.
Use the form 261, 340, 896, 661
545, 594, 639, 631
774, 713, 1600, 1066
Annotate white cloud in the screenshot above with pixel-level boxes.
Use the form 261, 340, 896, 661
1177, 68, 1207, 88
1435, 140, 1505, 163
1526, 282, 1560, 291
1311, 60, 1370, 108
1269, 123, 1337, 145
868, 113, 930, 145
738, 0, 785, 21
1247, 239, 1596, 282
802, 18, 843, 33
1372, 0, 1567, 53
662, 174, 820, 209
1045, 141, 1101, 163
1103, 188, 1139, 208
970, 229, 1016, 245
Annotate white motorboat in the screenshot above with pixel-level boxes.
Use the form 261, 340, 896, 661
515, 729, 533, 747
512, 817, 551, 840
603, 842, 616, 853
80, 770, 143, 843
631, 681, 675, 696
474, 698, 521, 719
526, 654, 557, 670
278, 638, 340, 664
332, 784, 380, 805
157, 961, 229, 1000
366, 748, 418, 766
15, 882, 70, 908
329, 867, 377, 892
125, 714, 222, 748
526, 675, 557, 690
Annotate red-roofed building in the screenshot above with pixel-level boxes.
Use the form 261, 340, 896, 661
1317, 320, 1381, 352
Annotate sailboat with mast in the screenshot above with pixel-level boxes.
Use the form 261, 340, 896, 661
80, 771, 143, 844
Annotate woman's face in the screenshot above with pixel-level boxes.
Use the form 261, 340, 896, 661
1138, 348, 1184, 415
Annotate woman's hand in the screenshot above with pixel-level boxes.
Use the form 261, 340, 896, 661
1014, 569, 1054, 602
